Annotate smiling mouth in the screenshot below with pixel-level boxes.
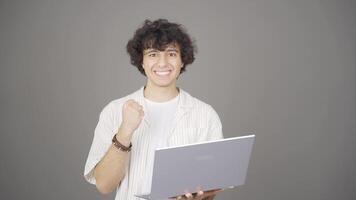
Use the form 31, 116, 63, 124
154, 70, 171, 76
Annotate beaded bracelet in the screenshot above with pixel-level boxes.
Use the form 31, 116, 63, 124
112, 134, 132, 152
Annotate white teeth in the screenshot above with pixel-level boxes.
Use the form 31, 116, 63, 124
155, 71, 170, 76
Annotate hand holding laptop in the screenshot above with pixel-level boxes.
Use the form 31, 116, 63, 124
135, 135, 255, 200
170, 189, 222, 200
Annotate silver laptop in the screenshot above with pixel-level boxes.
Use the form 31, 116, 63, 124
135, 134, 255, 200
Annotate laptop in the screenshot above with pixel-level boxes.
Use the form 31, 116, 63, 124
135, 134, 255, 200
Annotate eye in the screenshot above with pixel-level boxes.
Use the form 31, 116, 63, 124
168, 52, 177, 57
148, 53, 157, 57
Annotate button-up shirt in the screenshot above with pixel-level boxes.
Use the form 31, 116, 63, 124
84, 87, 223, 200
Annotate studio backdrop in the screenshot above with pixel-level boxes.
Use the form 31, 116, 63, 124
0, 0, 355, 200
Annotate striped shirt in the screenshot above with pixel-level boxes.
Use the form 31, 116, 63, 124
84, 87, 223, 200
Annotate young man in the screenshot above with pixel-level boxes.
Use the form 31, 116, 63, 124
84, 19, 223, 200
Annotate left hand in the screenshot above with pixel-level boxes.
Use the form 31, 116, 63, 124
170, 189, 222, 200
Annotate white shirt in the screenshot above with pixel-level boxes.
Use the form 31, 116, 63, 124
84, 87, 223, 200
140, 94, 180, 194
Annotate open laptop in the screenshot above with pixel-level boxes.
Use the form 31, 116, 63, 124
135, 134, 255, 200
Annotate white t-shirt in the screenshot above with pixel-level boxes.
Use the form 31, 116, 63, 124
141, 94, 179, 193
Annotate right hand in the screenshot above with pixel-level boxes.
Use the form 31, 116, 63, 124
120, 99, 144, 134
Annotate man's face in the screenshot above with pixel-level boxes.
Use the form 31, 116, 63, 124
142, 44, 183, 88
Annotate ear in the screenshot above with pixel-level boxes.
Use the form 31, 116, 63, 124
141, 64, 147, 76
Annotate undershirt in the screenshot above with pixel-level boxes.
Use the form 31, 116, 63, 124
141, 94, 180, 193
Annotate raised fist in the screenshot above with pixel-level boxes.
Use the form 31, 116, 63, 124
120, 99, 144, 134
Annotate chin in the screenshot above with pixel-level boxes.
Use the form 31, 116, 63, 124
149, 78, 175, 87
150, 77, 176, 87
154, 82, 174, 88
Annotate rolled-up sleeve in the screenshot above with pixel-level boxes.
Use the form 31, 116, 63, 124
84, 103, 115, 185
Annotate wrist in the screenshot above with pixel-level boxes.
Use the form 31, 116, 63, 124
119, 123, 135, 135
116, 125, 133, 146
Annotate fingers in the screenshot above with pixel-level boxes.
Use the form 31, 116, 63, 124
197, 190, 204, 196
174, 193, 192, 200
185, 193, 193, 199
177, 193, 193, 200
124, 100, 144, 115
175, 191, 204, 200
124, 99, 143, 110
171, 188, 223, 200
196, 191, 204, 200
121, 99, 145, 132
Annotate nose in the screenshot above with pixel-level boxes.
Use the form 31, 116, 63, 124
157, 53, 168, 68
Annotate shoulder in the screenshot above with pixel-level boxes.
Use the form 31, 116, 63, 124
177, 89, 223, 140
180, 89, 219, 117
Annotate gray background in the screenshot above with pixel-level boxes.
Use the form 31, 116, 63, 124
0, 0, 355, 199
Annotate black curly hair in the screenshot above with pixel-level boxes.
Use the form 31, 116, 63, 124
126, 19, 196, 76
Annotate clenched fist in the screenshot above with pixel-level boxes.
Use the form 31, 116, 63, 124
120, 99, 144, 135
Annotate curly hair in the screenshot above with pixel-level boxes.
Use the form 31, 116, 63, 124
126, 19, 196, 76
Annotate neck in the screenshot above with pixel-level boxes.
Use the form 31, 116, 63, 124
144, 83, 179, 102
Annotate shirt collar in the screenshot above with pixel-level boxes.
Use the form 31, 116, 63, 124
133, 86, 193, 126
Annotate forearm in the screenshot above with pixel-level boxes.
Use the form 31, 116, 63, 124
94, 127, 132, 194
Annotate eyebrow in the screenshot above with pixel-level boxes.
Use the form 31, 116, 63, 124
165, 48, 179, 53
144, 49, 159, 55
144, 48, 180, 55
